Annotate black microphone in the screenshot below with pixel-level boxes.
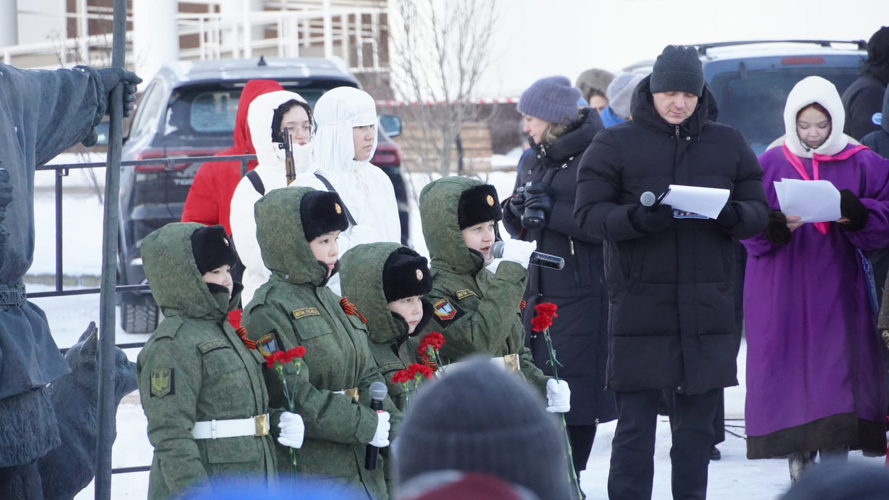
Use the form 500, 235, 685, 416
365, 381, 387, 470
491, 241, 565, 270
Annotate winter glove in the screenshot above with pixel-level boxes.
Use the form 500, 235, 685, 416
523, 184, 554, 217
839, 188, 868, 231
716, 201, 740, 229
277, 412, 305, 449
545, 378, 571, 413
764, 209, 792, 245
630, 203, 673, 234
506, 189, 526, 218
499, 239, 537, 269
369, 411, 391, 448
97, 67, 142, 118
0, 169, 11, 251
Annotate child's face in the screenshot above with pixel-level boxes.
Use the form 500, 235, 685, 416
461, 220, 497, 265
309, 231, 341, 277
387, 295, 424, 334
201, 264, 233, 299
352, 125, 375, 161
796, 106, 831, 150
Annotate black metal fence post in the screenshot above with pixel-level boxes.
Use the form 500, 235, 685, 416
95, 0, 127, 496
55, 167, 64, 291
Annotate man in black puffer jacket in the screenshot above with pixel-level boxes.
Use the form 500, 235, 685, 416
862, 84, 889, 158
574, 45, 768, 500
503, 76, 616, 487
842, 26, 889, 141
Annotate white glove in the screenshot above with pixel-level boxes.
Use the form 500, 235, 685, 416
369, 411, 391, 448
500, 239, 537, 269
277, 412, 306, 449
546, 378, 571, 413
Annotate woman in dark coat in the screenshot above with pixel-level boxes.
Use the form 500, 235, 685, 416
502, 75, 615, 481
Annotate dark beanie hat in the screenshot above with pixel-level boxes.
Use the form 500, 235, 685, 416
457, 184, 502, 230
394, 357, 572, 500
191, 225, 238, 275
650, 45, 705, 97
300, 191, 350, 241
517, 76, 582, 125
382, 247, 432, 303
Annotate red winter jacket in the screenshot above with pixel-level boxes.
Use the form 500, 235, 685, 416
182, 79, 284, 328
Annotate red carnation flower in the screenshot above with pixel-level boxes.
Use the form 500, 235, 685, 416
535, 302, 559, 319
531, 315, 553, 333
264, 350, 286, 368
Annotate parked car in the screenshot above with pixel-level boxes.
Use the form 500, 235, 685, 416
624, 40, 867, 154
115, 57, 408, 333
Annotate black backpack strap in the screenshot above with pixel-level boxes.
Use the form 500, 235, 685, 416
314, 173, 357, 226
246, 170, 265, 196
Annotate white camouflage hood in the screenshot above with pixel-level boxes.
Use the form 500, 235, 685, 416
312, 86, 378, 174
247, 90, 313, 172
783, 76, 848, 158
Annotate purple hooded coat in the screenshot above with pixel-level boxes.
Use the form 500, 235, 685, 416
743, 76, 889, 459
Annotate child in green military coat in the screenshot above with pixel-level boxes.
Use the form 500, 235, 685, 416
242, 187, 397, 500
417, 177, 571, 414
137, 223, 305, 500
340, 243, 434, 410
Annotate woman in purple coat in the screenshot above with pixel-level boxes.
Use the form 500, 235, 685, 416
743, 76, 889, 482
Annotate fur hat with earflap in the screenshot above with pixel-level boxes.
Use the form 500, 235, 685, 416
783, 76, 849, 158
191, 225, 238, 275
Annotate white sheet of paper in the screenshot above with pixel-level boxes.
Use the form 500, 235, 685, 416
773, 179, 841, 223
660, 185, 731, 219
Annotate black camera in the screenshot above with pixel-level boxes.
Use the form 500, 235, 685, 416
519, 182, 546, 230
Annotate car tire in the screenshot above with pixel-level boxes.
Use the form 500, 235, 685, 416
121, 301, 159, 334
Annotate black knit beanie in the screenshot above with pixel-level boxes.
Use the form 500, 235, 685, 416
382, 247, 432, 303
394, 357, 572, 500
650, 45, 705, 97
300, 191, 350, 241
458, 184, 502, 230
191, 225, 238, 275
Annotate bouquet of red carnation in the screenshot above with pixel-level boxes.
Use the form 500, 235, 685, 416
532, 302, 581, 498
417, 331, 446, 374
264, 346, 306, 475
390, 362, 434, 407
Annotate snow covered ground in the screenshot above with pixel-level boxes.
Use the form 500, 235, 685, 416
26, 167, 887, 499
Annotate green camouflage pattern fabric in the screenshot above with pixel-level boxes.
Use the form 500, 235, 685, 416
340, 242, 423, 411
242, 187, 398, 500
418, 177, 549, 395
137, 222, 276, 500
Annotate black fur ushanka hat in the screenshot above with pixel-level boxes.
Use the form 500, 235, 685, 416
191, 225, 238, 275
457, 184, 502, 230
382, 247, 432, 303
300, 190, 350, 241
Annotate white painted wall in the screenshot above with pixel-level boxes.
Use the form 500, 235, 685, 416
474, 0, 889, 98
15, 0, 66, 46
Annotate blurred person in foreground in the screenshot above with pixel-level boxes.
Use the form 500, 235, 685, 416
393, 356, 576, 499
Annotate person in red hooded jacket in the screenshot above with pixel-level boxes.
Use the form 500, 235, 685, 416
182, 79, 284, 328
182, 79, 284, 234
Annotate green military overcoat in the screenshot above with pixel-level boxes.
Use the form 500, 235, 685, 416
417, 177, 549, 395
242, 187, 398, 500
137, 223, 276, 500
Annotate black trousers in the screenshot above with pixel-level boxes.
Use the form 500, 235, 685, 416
567, 424, 597, 475
663, 389, 725, 446
608, 388, 722, 500
0, 462, 43, 500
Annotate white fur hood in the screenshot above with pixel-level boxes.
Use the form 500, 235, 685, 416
783, 76, 848, 158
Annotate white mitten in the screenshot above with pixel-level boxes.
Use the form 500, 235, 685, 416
545, 378, 571, 413
500, 239, 537, 269
277, 412, 306, 449
369, 411, 391, 448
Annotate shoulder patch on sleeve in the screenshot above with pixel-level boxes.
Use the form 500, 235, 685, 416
256, 331, 283, 357
150, 368, 174, 398
455, 289, 477, 301
292, 307, 321, 320
198, 339, 228, 354
432, 298, 465, 327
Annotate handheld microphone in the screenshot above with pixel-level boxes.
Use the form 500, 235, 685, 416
365, 382, 387, 470
491, 241, 565, 270
640, 190, 670, 209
